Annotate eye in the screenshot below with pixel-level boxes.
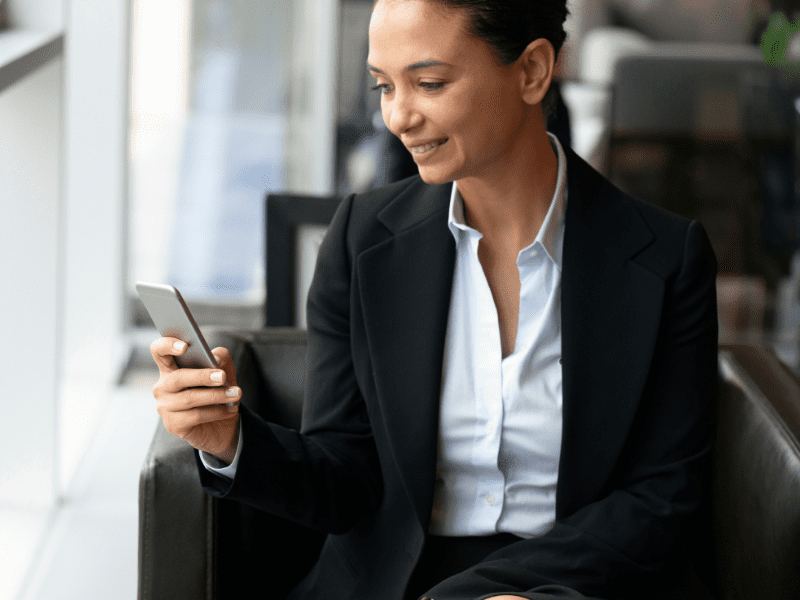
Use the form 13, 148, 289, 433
370, 83, 392, 95
370, 81, 445, 96
420, 82, 445, 92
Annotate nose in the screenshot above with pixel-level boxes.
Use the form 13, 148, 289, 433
385, 89, 422, 137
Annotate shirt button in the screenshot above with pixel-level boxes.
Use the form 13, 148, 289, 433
486, 494, 496, 506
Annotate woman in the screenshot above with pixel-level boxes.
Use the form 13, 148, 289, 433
150, 1, 719, 599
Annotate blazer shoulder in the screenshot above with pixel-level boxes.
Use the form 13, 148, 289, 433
569, 147, 696, 258
343, 174, 437, 249
573, 146, 711, 278
621, 191, 715, 280
349, 175, 424, 223
626, 193, 693, 239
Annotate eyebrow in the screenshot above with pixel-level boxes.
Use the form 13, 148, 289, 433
367, 59, 452, 74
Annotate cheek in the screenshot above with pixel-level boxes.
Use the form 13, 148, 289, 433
440, 87, 509, 149
428, 101, 474, 146
447, 110, 494, 155
477, 88, 515, 132
380, 104, 390, 130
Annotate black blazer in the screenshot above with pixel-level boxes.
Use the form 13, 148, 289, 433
196, 147, 719, 600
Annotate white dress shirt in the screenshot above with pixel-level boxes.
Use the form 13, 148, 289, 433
202, 134, 568, 540
429, 132, 567, 538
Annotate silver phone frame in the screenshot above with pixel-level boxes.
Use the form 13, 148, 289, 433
135, 281, 219, 369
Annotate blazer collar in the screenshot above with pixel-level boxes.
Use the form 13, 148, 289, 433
358, 147, 660, 529
375, 174, 451, 236
373, 146, 653, 255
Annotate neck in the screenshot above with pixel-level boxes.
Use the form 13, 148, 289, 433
457, 120, 557, 252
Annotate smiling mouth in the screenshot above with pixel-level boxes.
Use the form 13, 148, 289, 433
410, 138, 448, 154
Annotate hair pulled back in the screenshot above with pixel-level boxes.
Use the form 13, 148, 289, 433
433, 0, 570, 118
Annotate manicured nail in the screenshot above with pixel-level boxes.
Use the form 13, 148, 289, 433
211, 371, 224, 382
225, 387, 239, 397
173, 341, 186, 351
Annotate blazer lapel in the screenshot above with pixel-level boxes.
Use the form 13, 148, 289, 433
557, 148, 663, 519
357, 180, 456, 530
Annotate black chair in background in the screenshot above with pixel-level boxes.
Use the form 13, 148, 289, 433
606, 51, 800, 346
265, 193, 342, 327
608, 51, 800, 282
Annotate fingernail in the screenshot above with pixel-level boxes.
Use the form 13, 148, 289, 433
211, 371, 224, 382
173, 341, 186, 351
225, 387, 239, 397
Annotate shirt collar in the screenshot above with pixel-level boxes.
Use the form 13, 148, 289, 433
447, 131, 568, 269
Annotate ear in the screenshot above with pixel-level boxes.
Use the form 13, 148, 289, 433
518, 38, 555, 107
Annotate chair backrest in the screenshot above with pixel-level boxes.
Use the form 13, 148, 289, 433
265, 193, 342, 328
712, 345, 800, 599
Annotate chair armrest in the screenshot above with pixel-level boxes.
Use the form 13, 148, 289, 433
138, 326, 322, 600
714, 344, 800, 599
137, 327, 258, 600
138, 421, 216, 600
201, 327, 325, 599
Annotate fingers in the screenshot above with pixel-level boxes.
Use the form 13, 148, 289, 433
158, 363, 230, 392
157, 380, 240, 410
150, 338, 241, 413
159, 403, 239, 440
149, 336, 189, 374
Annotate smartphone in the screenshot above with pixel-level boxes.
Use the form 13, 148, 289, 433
135, 281, 234, 406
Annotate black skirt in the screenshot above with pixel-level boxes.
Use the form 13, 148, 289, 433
404, 532, 522, 600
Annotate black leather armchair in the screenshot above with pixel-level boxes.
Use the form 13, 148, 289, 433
137, 327, 800, 599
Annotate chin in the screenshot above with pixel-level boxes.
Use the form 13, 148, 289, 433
415, 164, 457, 185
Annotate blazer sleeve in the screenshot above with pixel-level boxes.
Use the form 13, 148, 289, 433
424, 219, 719, 600
194, 192, 383, 534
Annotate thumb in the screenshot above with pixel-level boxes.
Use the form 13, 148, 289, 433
212, 347, 238, 387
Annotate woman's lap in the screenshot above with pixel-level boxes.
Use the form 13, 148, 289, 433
404, 534, 595, 600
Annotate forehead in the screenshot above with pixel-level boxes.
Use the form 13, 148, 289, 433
368, 0, 472, 67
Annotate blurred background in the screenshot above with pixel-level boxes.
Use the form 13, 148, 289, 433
1, 0, 799, 597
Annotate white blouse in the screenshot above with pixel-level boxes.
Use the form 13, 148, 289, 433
428, 132, 567, 539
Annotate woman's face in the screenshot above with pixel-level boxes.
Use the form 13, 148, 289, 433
368, 0, 531, 185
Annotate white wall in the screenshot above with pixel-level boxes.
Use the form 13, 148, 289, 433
6, 0, 63, 30
284, 0, 339, 194
58, 0, 130, 495
0, 0, 130, 504
0, 58, 63, 507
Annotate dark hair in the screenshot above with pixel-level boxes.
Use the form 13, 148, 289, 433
433, 0, 570, 119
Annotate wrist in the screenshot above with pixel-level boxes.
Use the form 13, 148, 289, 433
209, 419, 240, 465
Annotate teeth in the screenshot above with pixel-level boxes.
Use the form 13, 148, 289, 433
412, 139, 446, 153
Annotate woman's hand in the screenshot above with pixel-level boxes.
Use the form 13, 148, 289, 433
150, 336, 241, 464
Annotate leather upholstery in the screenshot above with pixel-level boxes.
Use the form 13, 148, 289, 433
137, 329, 800, 599
712, 347, 800, 599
